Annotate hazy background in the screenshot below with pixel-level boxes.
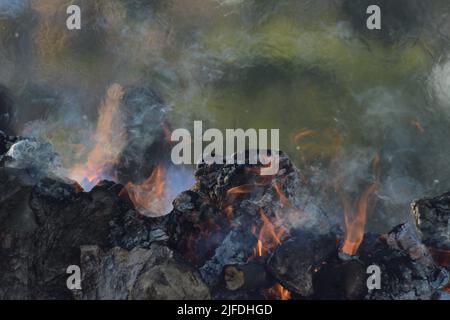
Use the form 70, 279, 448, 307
2, 0, 450, 231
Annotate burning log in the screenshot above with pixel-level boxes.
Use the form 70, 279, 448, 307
163, 149, 336, 298
165, 150, 333, 261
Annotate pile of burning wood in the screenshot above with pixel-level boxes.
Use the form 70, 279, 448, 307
0, 132, 449, 300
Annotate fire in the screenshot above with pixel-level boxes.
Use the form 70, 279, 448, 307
252, 209, 291, 300
122, 165, 168, 217
69, 84, 126, 190
265, 283, 292, 300
67, 83, 172, 217
254, 209, 286, 256
341, 154, 380, 256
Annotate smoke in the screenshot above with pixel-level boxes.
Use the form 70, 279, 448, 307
0, 0, 27, 18
430, 56, 450, 111
2, 0, 450, 229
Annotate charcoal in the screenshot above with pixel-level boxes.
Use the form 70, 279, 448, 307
0, 167, 156, 299
412, 192, 450, 251
199, 229, 257, 288
267, 231, 339, 297
78, 244, 210, 300
359, 223, 449, 300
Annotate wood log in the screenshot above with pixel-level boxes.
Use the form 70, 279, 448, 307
223, 259, 274, 291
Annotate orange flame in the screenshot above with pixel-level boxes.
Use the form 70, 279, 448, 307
341, 154, 380, 256
265, 283, 292, 300
122, 165, 168, 217
69, 84, 125, 190
251, 209, 286, 260
252, 209, 290, 300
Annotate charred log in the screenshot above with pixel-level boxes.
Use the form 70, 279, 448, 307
313, 257, 367, 300
358, 223, 449, 300
267, 231, 339, 297
223, 258, 275, 292
412, 192, 450, 252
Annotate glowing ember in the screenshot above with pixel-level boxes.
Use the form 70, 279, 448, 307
342, 154, 380, 256
122, 165, 168, 217
68, 83, 125, 190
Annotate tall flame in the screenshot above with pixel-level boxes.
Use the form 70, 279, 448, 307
69, 84, 125, 190
341, 154, 380, 256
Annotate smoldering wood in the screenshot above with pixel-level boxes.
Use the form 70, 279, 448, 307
358, 223, 449, 300
312, 256, 368, 300
164, 150, 335, 276
223, 258, 275, 291
267, 231, 339, 297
